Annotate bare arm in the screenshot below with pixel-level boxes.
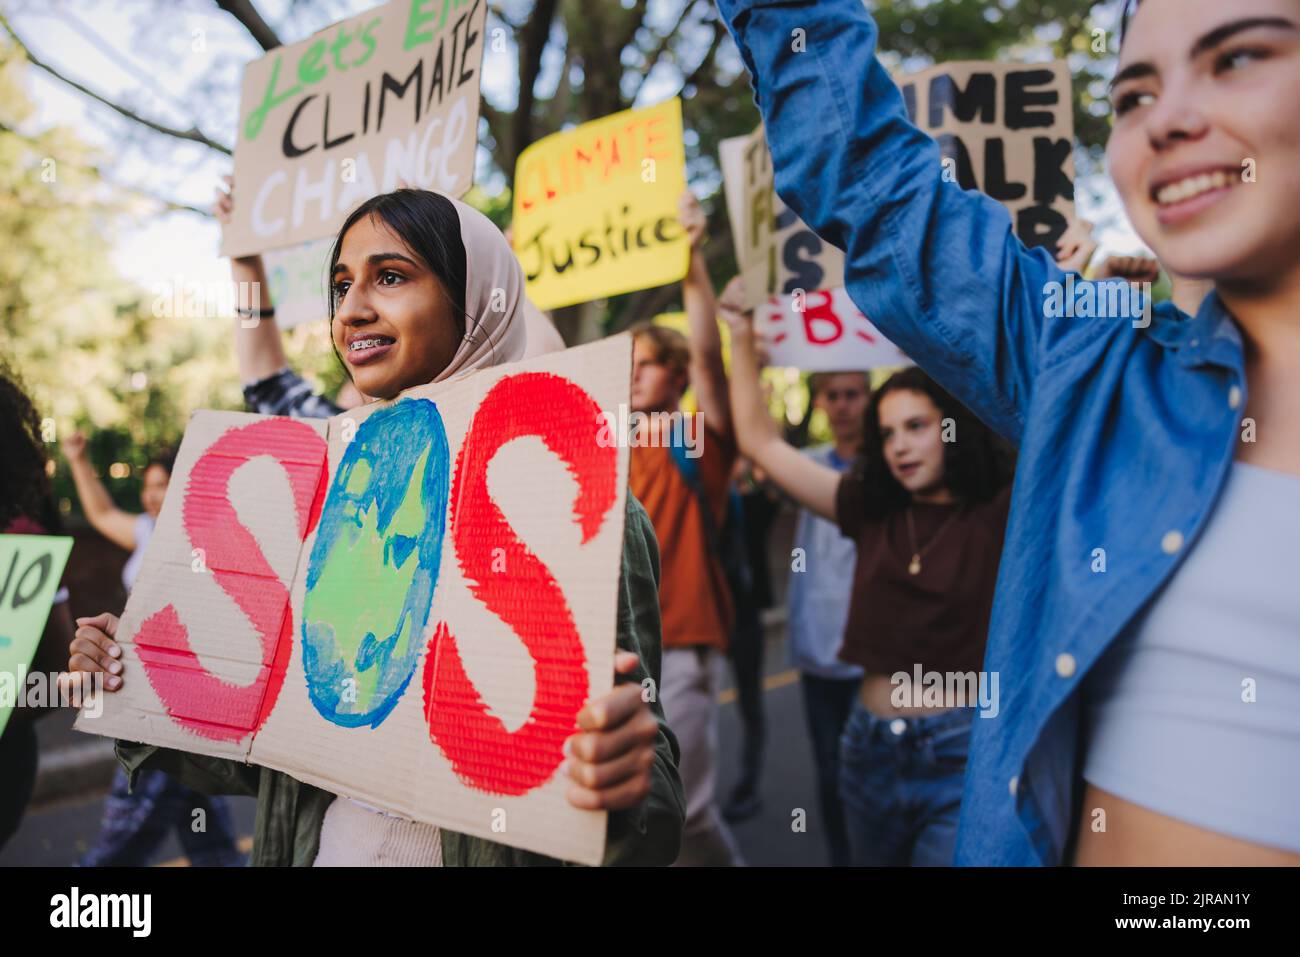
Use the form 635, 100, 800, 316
215, 177, 288, 384
679, 192, 732, 441
718, 277, 839, 523
60, 432, 138, 551
231, 255, 289, 383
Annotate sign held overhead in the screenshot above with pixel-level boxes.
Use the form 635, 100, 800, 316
898, 60, 1076, 251
512, 99, 690, 311
221, 0, 487, 258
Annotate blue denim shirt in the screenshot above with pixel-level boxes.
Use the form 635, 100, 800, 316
717, 0, 1249, 865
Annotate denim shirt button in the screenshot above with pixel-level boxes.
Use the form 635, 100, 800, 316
1009, 775, 1019, 797
889, 718, 907, 736
1054, 653, 1076, 679
1161, 530, 1185, 554
1228, 385, 1243, 410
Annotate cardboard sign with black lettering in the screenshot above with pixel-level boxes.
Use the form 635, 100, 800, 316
898, 60, 1075, 251
720, 126, 845, 311
221, 0, 486, 258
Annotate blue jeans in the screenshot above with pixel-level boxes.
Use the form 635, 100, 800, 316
838, 702, 974, 866
79, 768, 243, 867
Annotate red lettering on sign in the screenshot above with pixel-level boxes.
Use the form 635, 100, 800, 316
802, 290, 843, 345
135, 420, 327, 742
423, 373, 617, 795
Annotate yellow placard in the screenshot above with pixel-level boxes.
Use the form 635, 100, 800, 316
512, 99, 690, 311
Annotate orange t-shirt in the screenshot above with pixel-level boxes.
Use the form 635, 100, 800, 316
628, 416, 737, 651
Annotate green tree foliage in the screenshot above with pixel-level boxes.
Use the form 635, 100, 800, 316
2, 1, 1125, 503
0, 38, 339, 514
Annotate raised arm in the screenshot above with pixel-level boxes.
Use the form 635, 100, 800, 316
215, 176, 289, 385
716, 0, 1077, 445
60, 431, 138, 551
719, 278, 840, 522
679, 191, 733, 441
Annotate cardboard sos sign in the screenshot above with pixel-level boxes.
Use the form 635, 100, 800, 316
78, 337, 632, 864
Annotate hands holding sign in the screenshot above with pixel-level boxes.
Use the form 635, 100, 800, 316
717, 276, 769, 366
65, 337, 667, 864
678, 191, 708, 250
562, 650, 660, 811
63, 614, 660, 813
1053, 217, 1162, 284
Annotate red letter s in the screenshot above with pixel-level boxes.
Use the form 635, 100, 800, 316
135, 419, 327, 742
423, 373, 617, 795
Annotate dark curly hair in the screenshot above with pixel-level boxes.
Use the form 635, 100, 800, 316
852, 366, 1014, 519
0, 361, 61, 533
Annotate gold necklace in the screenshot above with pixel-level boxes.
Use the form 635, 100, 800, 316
904, 506, 962, 575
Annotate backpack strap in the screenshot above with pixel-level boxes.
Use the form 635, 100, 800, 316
668, 434, 751, 602
669, 436, 721, 557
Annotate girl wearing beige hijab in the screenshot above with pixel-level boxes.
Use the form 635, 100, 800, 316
65, 189, 685, 866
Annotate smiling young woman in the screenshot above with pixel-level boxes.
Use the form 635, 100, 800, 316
62, 188, 687, 867
327, 192, 467, 399
715, 0, 1300, 866
1074, 0, 1300, 867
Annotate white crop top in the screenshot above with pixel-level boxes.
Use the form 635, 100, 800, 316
1083, 461, 1300, 852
